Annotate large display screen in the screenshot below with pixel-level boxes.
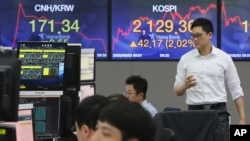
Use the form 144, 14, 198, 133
111, 0, 218, 60
17, 41, 66, 91
0, 0, 108, 60
221, 0, 250, 60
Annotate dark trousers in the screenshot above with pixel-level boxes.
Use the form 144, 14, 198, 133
188, 103, 230, 141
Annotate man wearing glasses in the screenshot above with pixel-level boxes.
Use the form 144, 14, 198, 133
174, 17, 246, 141
125, 75, 158, 117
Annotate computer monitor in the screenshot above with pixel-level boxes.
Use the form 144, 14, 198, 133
19, 96, 61, 139
0, 123, 16, 141
64, 43, 81, 91
0, 48, 16, 58
0, 109, 34, 141
17, 109, 35, 141
0, 58, 21, 121
17, 41, 67, 91
80, 48, 95, 82
78, 83, 95, 102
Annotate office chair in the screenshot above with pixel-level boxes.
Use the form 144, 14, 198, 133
154, 113, 175, 141
160, 128, 175, 141
163, 107, 181, 112
154, 110, 222, 141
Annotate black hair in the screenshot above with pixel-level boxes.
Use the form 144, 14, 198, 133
99, 101, 156, 141
191, 17, 214, 34
107, 93, 128, 102
74, 95, 110, 130
125, 75, 148, 99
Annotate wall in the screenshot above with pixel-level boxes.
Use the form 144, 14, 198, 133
95, 61, 249, 124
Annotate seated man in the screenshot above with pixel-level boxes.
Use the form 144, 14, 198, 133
74, 95, 110, 141
91, 101, 156, 141
107, 93, 128, 102
125, 75, 158, 117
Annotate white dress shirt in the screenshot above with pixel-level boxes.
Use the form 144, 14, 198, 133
141, 100, 158, 117
174, 46, 244, 105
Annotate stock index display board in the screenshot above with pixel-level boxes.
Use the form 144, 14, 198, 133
221, 0, 250, 60
0, 0, 108, 60
111, 0, 218, 60
1, 0, 222, 61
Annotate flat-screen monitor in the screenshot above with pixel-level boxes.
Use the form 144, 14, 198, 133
0, 123, 16, 141
0, 58, 21, 121
0, 0, 108, 60
64, 43, 81, 91
17, 41, 66, 91
221, 0, 250, 60
0, 109, 35, 141
0, 48, 16, 58
111, 0, 219, 60
80, 48, 95, 82
17, 109, 34, 141
78, 83, 95, 102
19, 96, 61, 139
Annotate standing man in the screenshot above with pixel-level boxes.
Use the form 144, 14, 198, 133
125, 75, 158, 117
174, 17, 246, 141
